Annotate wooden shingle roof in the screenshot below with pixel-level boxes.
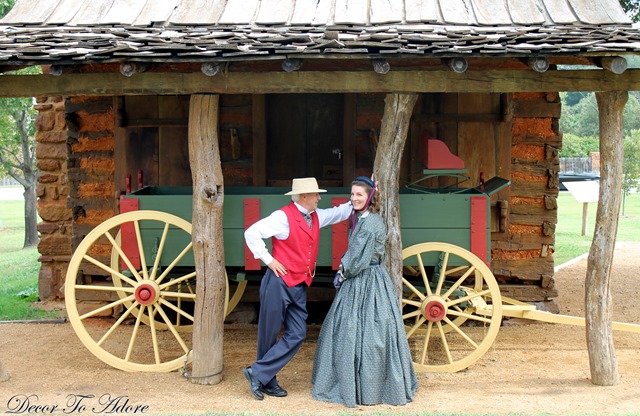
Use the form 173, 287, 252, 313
0, 0, 639, 65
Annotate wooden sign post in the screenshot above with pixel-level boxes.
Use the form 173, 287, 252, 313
563, 181, 600, 236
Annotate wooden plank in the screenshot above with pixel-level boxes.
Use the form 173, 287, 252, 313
0, 0, 60, 24
255, 0, 293, 25
134, 0, 180, 25
169, 0, 226, 25
542, 0, 580, 24
252, 94, 266, 186
218, 0, 260, 24
506, 0, 546, 25
596, 0, 632, 23
567, 0, 625, 25
44, 0, 90, 24
458, 93, 498, 186
440, 0, 476, 25
334, 0, 367, 25
158, 96, 191, 186
404, 0, 439, 22
369, 0, 403, 24
291, 0, 333, 25
342, 94, 356, 183
68, 0, 114, 25
472, 0, 511, 25
4, 69, 640, 97
100, 0, 148, 25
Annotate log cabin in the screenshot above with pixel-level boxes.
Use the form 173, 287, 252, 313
1, 0, 639, 376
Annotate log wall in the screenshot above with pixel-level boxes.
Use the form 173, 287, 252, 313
33, 92, 563, 306
493, 92, 561, 303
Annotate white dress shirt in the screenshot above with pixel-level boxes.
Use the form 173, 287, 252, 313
244, 201, 352, 266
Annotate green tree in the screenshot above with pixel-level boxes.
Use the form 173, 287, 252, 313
0, 95, 39, 247
622, 134, 640, 215
0, 0, 15, 18
620, 0, 640, 22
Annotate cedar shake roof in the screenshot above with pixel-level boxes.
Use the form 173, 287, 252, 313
0, 0, 639, 65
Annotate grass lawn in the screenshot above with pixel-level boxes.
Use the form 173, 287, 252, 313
0, 198, 61, 321
554, 191, 640, 266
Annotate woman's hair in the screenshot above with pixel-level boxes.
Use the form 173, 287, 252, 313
352, 176, 381, 213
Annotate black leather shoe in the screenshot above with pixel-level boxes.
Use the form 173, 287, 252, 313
243, 367, 264, 400
261, 383, 288, 397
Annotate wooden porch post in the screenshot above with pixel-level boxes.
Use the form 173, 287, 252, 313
586, 90, 627, 386
374, 93, 418, 296
188, 94, 226, 385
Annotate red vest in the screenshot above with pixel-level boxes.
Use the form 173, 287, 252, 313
272, 202, 320, 287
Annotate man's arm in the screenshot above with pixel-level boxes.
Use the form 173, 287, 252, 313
244, 210, 290, 276
317, 201, 352, 228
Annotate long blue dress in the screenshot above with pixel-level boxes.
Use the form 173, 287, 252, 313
311, 211, 418, 407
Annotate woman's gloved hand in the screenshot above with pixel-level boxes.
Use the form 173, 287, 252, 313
333, 270, 344, 290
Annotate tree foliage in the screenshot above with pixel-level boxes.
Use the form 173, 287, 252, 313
620, 0, 640, 22
623, 134, 640, 197
0, 0, 15, 18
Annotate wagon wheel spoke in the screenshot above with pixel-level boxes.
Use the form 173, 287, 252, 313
78, 294, 135, 320
83, 253, 138, 288
125, 306, 145, 362
155, 242, 194, 286
447, 309, 493, 325
442, 316, 479, 348
419, 320, 434, 365
402, 277, 426, 301
147, 305, 161, 364
133, 220, 150, 281
154, 303, 190, 354
104, 231, 144, 283
159, 298, 195, 324
446, 288, 491, 308
97, 301, 140, 347
442, 266, 476, 299
435, 322, 454, 364
434, 251, 449, 295
158, 272, 196, 290
149, 222, 171, 281
402, 242, 502, 373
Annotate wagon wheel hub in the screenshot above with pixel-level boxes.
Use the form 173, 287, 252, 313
134, 282, 160, 305
422, 296, 447, 322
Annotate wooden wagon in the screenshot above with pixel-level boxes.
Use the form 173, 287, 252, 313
63, 144, 640, 374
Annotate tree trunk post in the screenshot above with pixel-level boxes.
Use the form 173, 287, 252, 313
373, 93, 418, 297
188, 94, 226, 385
586, 90, 627, 386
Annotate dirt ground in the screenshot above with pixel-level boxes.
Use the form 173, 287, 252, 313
1, 243, 640, 415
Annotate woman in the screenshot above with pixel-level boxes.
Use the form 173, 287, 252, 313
311, 176, 418, 408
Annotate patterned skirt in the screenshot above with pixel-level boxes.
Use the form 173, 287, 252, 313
311, 267, 418, 407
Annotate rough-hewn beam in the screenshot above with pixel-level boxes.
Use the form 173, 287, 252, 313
188, 94, 226, 385
585, 90, 627, 387
1, 69, 640, 97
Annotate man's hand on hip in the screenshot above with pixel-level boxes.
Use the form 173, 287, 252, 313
268, 259, 287, 277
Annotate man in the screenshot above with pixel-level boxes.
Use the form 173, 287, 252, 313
243, 177, 352, 400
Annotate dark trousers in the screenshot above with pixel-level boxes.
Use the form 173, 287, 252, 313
250, 269, 307, 388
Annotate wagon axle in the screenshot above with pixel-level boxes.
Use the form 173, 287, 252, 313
423, 296, 447, 322
134, 283, 159, 305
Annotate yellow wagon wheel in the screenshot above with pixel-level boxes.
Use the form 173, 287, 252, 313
401, 242, 502, 373
64, 210, 245, 372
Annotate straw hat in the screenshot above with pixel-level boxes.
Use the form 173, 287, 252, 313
284, 177, 327, 195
